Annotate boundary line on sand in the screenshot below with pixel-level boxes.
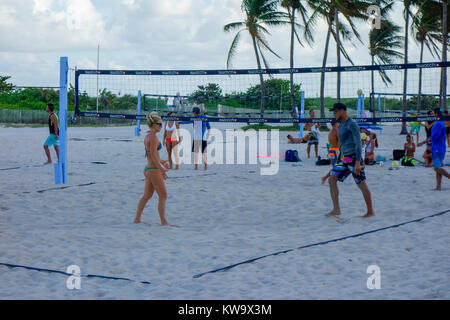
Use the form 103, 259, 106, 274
0, 262, 151, 285
192, 209, 450, 279
0, 209, 448, 285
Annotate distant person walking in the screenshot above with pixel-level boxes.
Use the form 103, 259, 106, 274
43, 103, 59, 164
305, 109, 321, 158
192, 107, 210, 170
326, 103, 375, 218
418, 108, 450, 191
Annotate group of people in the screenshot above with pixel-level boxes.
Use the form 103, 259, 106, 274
41, 102, 448, 226
133, 107, 210, 225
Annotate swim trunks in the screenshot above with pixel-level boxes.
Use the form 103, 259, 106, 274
432, 153, 445, 169
330, 154, 366, 184
44, 134, 59, 147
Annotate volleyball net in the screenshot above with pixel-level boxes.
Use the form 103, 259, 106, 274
74, 61, 450, 124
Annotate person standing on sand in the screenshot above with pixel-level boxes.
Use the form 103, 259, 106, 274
444, 110, 450, 146
321, 121, 340, 184
418, 108, 450, 191
192, 106, 210, 170
305, 109, 321, 158
326, 103, 375, 218
163, 111, 181, 170
43, 104, 59, 165
134, 112, 172, 226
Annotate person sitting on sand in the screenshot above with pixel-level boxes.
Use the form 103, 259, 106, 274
401, 134, 416, 166
287, 133, 313, 144
43, 103, 59, 165
418, 108, 450, 191
134, 112, 172, 226
364, 130, 378, 165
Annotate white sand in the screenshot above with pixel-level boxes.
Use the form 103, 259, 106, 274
0, 123, 449, 299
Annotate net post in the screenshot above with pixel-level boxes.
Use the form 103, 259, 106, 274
55, 56, 68, 185
135, 90, 141, 136
298, 91, 305, 138
357, 94, 362, 118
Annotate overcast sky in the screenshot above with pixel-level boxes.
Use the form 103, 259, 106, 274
0, 0, 444, 94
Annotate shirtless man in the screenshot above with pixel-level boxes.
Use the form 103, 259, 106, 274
321, 122, 340, 184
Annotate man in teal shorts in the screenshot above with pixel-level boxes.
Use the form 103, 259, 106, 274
409, 111, 421, 144
43, 103, 59, 164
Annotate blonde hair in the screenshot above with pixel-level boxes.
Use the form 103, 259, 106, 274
146, 112, 162, 128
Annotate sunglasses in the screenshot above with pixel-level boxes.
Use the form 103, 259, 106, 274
155, 123, 163, 126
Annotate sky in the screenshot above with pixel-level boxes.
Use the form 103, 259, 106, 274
0, 0, 445, 97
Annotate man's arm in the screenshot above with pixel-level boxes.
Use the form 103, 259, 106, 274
51, 114, 58, 138
351, 123, 362, 161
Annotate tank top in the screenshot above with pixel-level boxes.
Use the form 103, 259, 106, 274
48, 113, 59, 135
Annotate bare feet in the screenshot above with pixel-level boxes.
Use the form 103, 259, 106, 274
175, 165, 179, 170
361, 212, 375, 218
321, 176, 327, 184
43, 161, 52, 165
204, 164, 207, 171
432, 187, 441, 191
195, 165, 198, 170
134, 219, 141, 224
325, 211, 341, 217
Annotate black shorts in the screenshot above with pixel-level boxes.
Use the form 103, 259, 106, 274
446, 126, 450, 135
308, 137, 319, 145
192, 140, 207, 153
330, 154, 366, 184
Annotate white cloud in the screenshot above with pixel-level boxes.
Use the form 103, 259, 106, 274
0, 0, 443, 92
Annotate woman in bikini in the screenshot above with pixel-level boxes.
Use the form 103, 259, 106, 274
163, 111, 181, 170
134, 112, 171, 226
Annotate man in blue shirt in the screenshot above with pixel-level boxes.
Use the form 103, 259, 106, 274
418, 108, 449, 190
327, 103, 375, 218
192, 107, 211, 170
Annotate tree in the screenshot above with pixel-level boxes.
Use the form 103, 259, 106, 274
224, 0, 289, 114
400, 0, 421, 134
412, 0, 442, 112
368, 2, 403, 112
306, 0, 371, 117
191, 83, 223, 102
281, 0, 313, 111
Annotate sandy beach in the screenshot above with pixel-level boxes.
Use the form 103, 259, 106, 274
0, 123, 449, 299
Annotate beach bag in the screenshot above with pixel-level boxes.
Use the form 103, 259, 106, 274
285, 150, 300, 162
393, 149, 405, 161
316, 156, 331, 166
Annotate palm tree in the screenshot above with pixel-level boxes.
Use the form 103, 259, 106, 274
412, 0, 442, 112
442, 0, 448, 111
281, 0, 314, 111
400, 0, 421, 134
224, 0, 289, 114
368, 1, 403, 113
306, 0, 371, 117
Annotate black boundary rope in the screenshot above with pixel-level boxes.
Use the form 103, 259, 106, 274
1, 209, 448, 286
192, 209, 450, 279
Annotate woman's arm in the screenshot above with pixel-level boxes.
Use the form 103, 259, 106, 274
148, 137, 165, 171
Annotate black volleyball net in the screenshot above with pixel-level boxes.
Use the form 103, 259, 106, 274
74, 61, 449, 123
